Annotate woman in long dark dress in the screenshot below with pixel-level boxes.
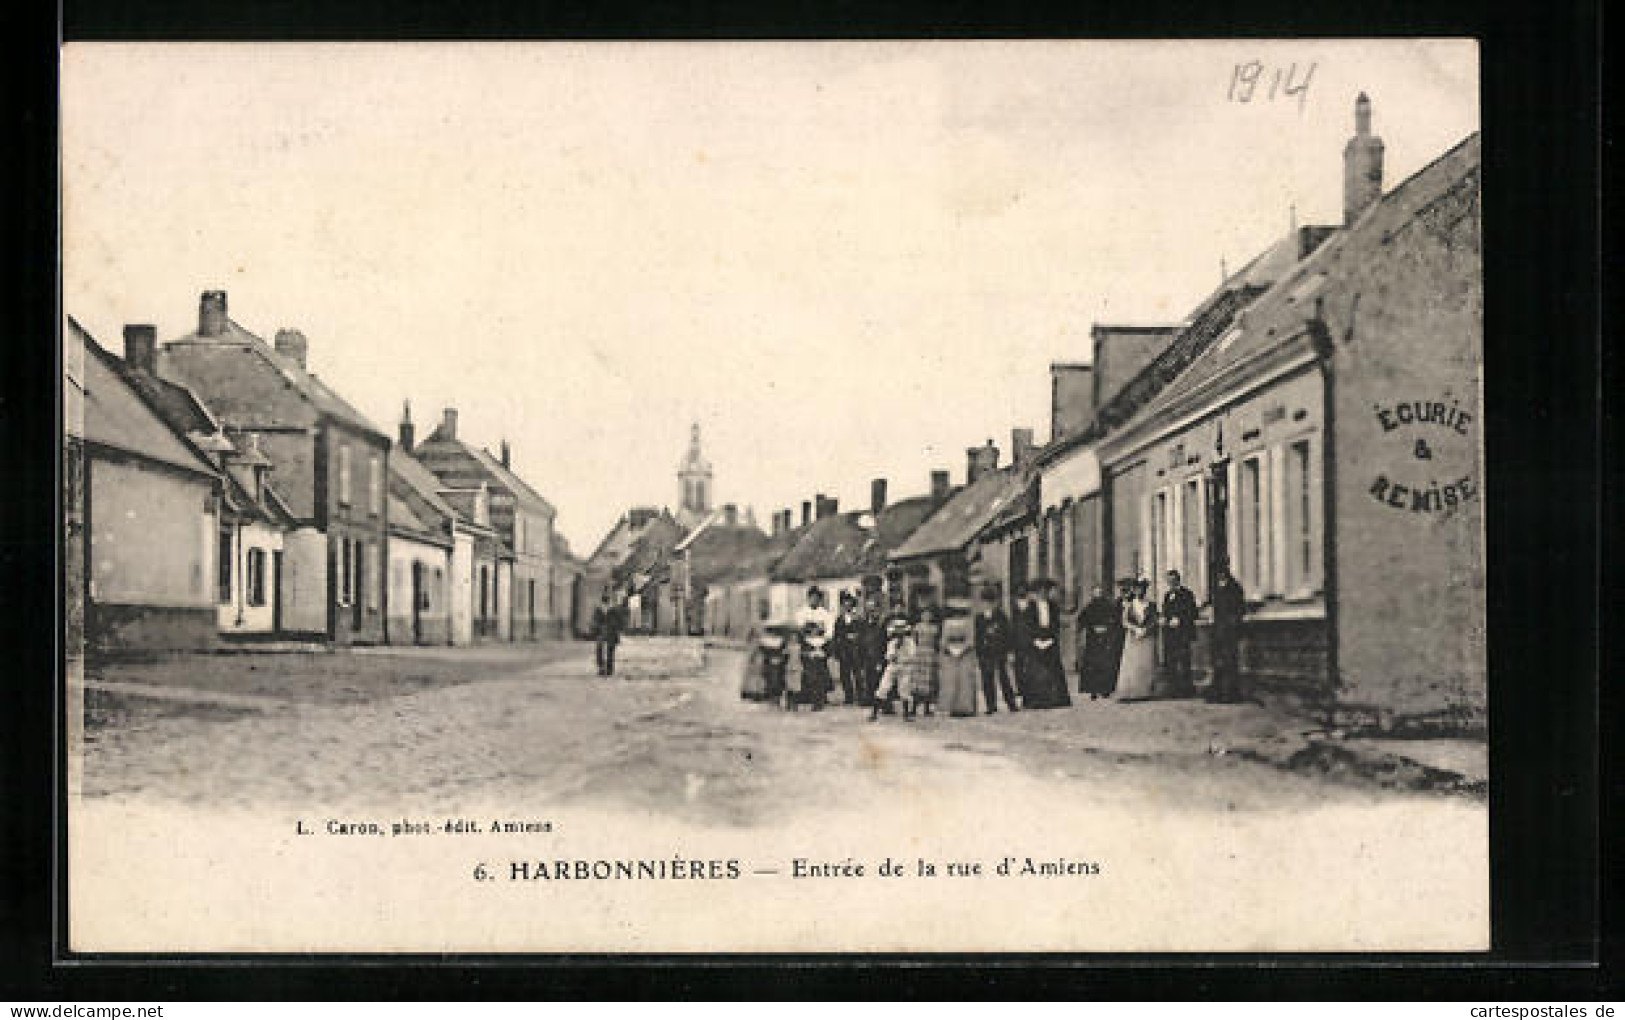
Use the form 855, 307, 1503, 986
1076, 584, 1122, 699
1020, 579, 1073, 709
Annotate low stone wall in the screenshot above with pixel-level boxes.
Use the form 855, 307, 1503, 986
89, 602, 217, 654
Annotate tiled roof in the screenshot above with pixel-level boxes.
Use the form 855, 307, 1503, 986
469, 446, 555, 514
683, 523, 772, 588
1108, 131, 1481, 447
72, 320, 218, 479
891, 466, 1030, 560
166, 318, 387, 439
771, 494, 947, 582
390, 450, 461, 526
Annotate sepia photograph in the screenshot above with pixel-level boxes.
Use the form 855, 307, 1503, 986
60, 39, 1487, 954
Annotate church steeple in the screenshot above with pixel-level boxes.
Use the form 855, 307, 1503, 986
677, 422, 713, 527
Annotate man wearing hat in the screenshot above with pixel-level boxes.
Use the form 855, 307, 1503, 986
831, 589, 863, 706
973, 584, 1019, 713
589, 587, 626, 678
794, 585, 836, 710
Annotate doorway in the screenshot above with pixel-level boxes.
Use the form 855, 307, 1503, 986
411, 561, 425, 644
1206, 460, 1231, 595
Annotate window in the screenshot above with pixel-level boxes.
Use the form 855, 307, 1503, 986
246, 548, 267, 607
1288, 438, 1317, 592
368, 455, 381, 516
338, 445, 352, 506
1239, 457, 1264, 592
1182, 479, 1203, 599
340, 539, 354, 605
217, 526, 233, 603
366, 541, 380, 611
515, 515, 525, 554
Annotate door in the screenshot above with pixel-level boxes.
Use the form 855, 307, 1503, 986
1206, 460, 1231, 595
411, 561, 425, 644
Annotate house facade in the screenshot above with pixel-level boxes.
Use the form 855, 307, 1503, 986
411, 408, 560, 641
158, 291, 391, 645
66, 319, 221, 653
1095, 101, 1484, 730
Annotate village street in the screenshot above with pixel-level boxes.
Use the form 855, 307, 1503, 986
76, 638, 1484, 820
69, 638, 1490, 951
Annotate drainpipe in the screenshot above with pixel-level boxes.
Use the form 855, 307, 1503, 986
1307, 306, 1340, 725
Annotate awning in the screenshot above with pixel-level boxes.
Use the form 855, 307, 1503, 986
1040, 445, 1101, 514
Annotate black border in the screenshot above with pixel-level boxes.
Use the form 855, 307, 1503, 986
5, 0, 1607, 1000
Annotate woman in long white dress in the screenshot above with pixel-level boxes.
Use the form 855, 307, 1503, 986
1115, 579, 1159, 701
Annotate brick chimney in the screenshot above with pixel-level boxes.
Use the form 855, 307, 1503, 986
122, 324, 157, 374
499, 439, 511, 469
198, 290, 228, 337
930, 470, 951, 499
816, 496, 839, 520
1343, 92, 1385, 226
724, 503, 738, 526
398, 401, 415, 453
870, 478, 888, 515
1050, 363, 1095, 441
966, 439, 1000, 484
441, 407, 458, 441
1011, 427, 1036, 466
801, 500, 812, 528
274, 329, 308, 369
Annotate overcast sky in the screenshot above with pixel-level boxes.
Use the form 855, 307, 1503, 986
63, 40, 1478, 553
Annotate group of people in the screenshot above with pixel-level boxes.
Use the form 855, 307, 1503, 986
1074, 568, 1248, 703
757, 565, 1250, 716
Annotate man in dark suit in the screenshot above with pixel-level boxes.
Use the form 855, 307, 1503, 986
1208, 567, 1247, 703
831, 590, 862, 705
973, 585, 1019, 714
590, 588, 625, 677
855, 593, 889, 708
1160, 570, 1199, 696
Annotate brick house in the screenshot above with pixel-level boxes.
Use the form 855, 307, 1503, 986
158, 291, 392, 645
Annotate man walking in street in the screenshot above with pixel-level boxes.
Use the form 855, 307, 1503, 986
1160, 570, 1199, 696
832, 590, 863, 706
590, 588, 625, 678
1208, 567, 1247, 703
973, 585, 1019, 713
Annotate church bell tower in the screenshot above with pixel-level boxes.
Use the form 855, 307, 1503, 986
677, 423, 713, 528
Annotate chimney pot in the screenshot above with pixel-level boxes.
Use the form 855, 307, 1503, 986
870, 478, 888, 515
274, 328, 308, 369
441, 408, 458, 441
801, 501, 812, 528
1343, 92, 1385, 226
198, 290, 228, 337
930, 470, 951, 499
724, 503, 738, 526
499, 439, 511, 469
122, 324, 157, 374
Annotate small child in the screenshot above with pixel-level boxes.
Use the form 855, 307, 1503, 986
870, 614, 917, 721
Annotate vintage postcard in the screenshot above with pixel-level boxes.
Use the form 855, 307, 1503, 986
61, 39, 1486, 954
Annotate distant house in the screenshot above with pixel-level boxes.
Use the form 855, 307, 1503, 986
65, 318, 222, 653
411, 408, 561, 641
670, 504, 769, 634
158, 291, 392, 645
578, 506, 684, 636
890, 439, 1033, 611
702, 510, 811, 638
549, 532, 584, 641
771, 475, 954, 616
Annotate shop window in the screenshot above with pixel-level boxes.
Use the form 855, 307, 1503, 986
246, 548, 267, 607
1239, 457, 1265, 593
1288, 438, 1318, 594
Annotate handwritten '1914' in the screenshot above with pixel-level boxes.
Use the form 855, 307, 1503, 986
1228, 61, 1317, 111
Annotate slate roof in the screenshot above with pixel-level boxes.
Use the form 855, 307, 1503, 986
166, 317, 387, 439
1107, 132, 1482, 445
1034, 226, 1336, 469
771, 494, 948, 583
891, 466, 1031, 561
71, 319, 218, 479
